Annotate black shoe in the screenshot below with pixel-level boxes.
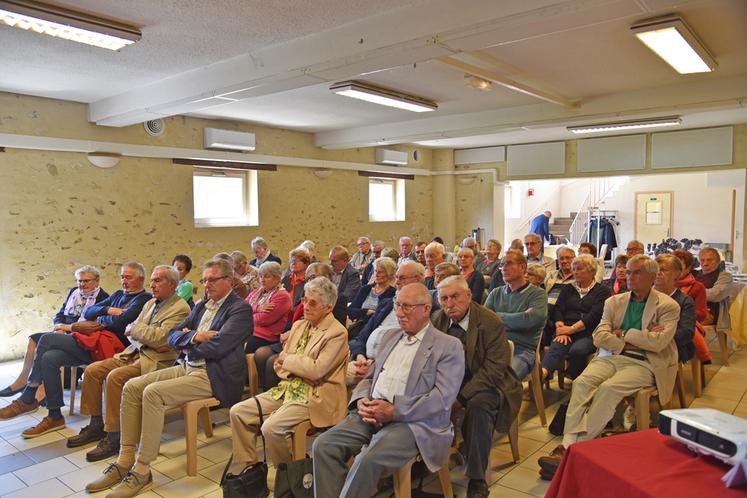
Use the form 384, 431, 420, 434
0, 386, 23, 397
67, 424, 105, 448
86, 436, 119, 462
537, 444, 566, 474
467, 479, 489, 498
539, 467, 556, 481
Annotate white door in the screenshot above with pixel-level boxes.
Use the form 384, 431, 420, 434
635, 191, 673, 245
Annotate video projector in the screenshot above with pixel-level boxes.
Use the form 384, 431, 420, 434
659, 408, 747, 465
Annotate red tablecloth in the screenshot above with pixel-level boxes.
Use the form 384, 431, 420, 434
545, 429, 746, 498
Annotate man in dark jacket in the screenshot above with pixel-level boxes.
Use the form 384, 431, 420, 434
85, 258, 251, 498
431, 276, 522, 498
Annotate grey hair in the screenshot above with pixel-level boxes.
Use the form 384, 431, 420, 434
121, 261, 146, 278
461, 237, 477, 248
373, 240, 385, 248
437, 275, 469, 292
152, 264, 179, 285
304, 276, 338, 306
251, 237, 268, 250
306, 262, 333, 279
299, 240, 315, 252
434, 262, 460, 278
526, 263, 547, 280
424, 241, 445, 256
699, 246, 721, 262
556, 246, 576, 258
628, 254, 659, 275
258, 261, 282, 278
398, 260, 426, 278
357, 236, 371, 244
399, 236, 412, 245
572, 253, 598, 273
372, 257, 397, 281
524, 233, 541, 244
213, 252, 234, 264
75, 265, 101, 280
204, 258, 233, 278
329, 245, 350, 261
655, 253, 683, 274
627, 240, 645, 251
230, 250, 248, 266
457, 247, 474, 258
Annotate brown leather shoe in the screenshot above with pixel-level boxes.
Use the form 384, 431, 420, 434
537, 444, 566, 474
0, 399, 39, 420
86, 437, 120, 462
21, 415, 65, 439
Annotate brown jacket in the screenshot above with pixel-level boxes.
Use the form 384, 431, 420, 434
276, 312, 349, 428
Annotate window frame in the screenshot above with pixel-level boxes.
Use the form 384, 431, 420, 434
368, 177, 405, 222
192, 167, 259, 228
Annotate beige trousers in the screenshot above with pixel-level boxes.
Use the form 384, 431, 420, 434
564, 355, 655, 442
120, 364, 213, 465
80, 357, 141, 432
229, 391, 310, 466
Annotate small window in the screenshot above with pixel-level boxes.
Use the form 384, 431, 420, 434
193, 169, 258, 227
369, 178, 405, 222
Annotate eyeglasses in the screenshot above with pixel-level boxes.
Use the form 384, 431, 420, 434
302, 296, 325, 308
525, 241, 540, 246
77, 278, 96, 284
395, 274, 417, 281
200, 276, 230, 285
393, 300, 427, 312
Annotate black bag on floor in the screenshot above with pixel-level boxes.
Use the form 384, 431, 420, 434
274, 456, 314, 498
549, 401, 569, 436
220, 398, 269, 498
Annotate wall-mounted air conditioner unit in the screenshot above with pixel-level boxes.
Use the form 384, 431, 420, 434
375, 148, 408, 166
204, 128, 256, 152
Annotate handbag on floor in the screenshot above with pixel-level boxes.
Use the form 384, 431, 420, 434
220, 398, 269, 498
274, 455, 314, 498
549, 401, 569, 436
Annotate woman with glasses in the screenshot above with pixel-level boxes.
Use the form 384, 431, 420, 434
281, 248, 312, 326
244, 262, 291, 354
457, 247, 485, 303
0, 266, 109, 399
347, 257, 396, 329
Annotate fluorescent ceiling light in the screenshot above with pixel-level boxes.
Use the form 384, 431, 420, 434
567, 117, 682, 134
330, 80, 437, 112
631, 16, 716, 74
0, 0, 140, 50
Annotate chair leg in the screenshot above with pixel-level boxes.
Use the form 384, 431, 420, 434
634, 391, 651, 432
69, 366, 78, 416
557, 366, 565, 390
676, 364, 686, 408
246, 353, 259, 396
700, 362, 706, 389
292, 421, 312, 460
393, 457, 416, 498
691, 358, 702, 398
529, 363, 547, 427
183, 404, 199, 477
199, 407, 213, 438
718, 330, 729, 366
508, 419, 520, 463
437, 464, 453, 498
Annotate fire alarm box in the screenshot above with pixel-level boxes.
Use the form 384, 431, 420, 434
527, 188, 534, 197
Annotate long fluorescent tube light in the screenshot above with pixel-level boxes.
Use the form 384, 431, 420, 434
631, 16, 716, 74
567, 117, 682, 135
330, 80, 437, 113
0, 0, 140, 50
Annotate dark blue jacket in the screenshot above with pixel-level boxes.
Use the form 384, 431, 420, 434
671, 289, 696, 363
84, 289, 151, 345
347, 284, 396, 322
349, 298, 394, 358
54, 287, 109, 325
529, 213, 551, 243
168, 292, 252, 407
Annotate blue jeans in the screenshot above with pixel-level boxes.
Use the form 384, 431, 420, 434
27, 333, 91, 410
541, 334, 595, 379
512, 344, 536, 380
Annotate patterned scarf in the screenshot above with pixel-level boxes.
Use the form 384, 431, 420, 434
64, 287, 101, 320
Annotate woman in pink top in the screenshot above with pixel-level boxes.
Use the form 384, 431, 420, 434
245, 261, 292, 353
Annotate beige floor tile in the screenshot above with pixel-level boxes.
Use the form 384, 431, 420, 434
0, 472, 27, 495
159, 435, 207, 459
517, 423, 555, 444
201, 489, 223, 498
689, 394, 739, 413
0, 438, 19, 458
497, 465, 551, 498
196, 438, 232, 464
489, 483, 538, 497
56, 461, 118, 492
197, 460, 226, 484
6, 430, 65, 452
196, 423, 231, 443
152, 453, 213, 481
152, 474, 220, 498
13, 455, 78, 486
3, 477, 73, 498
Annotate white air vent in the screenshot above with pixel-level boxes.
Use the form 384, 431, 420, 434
144, 119, 165, 137
204, 128, 256, 152
375, 148, 408, 166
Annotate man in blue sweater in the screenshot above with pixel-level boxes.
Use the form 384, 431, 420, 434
529, 211, 552, 244
484, 251, 548, 380
0, 262, 151, 437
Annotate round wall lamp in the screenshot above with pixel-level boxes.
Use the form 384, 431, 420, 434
87, 152, 122, 168
456, 175, 477, 185
312, 168, 333, 179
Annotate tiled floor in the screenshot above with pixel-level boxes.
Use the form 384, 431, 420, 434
0, 333, 744, 498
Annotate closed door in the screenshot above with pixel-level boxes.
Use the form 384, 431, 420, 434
635, 191, 673, 244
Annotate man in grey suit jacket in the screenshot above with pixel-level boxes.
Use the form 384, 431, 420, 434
538, 254, 679, 480
313, 283, 464, 498
329, 245, 362, 302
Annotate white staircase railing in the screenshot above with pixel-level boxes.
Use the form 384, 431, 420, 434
569, 193, 591, 246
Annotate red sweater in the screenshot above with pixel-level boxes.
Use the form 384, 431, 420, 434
245, 288, 292, 342
676, 274, 708, 322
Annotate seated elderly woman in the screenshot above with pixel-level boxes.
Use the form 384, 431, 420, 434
541, 254, 611, 382
457, 247, 485, 303
281, 248, 312, 325
655, 254, 696, 363
478, 239, 502, 284
673, 249, 711, 363
227, 277, 349, 483
0, 266, 109, 398
526, 263, 547, 288
244, 262, 292, 353
347, 257, 396, 326
362, 247, 399, 284
578, 242, 605, 282
602, 254, 628, 296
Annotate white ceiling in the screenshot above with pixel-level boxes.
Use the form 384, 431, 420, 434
1, 0, 746, 149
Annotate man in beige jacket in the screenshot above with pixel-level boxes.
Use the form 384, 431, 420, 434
538, 254, 679, 479
227, 276, 349, 477
66, 265, 190, 462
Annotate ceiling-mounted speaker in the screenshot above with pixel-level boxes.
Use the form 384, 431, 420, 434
144, 119, 165, 137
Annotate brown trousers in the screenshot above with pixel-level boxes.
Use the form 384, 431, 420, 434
80, 357, 141, 433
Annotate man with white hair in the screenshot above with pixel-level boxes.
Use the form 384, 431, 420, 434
524, 233, 555, 273
66, 265, 190, 462
350, 236, 375, 274
398, 236, 418, 264
431, 276, 521, 498
250, 236, 282, 267
538, 254, 679, 480
423, 241, 446, 289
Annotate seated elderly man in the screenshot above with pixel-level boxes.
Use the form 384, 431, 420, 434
462, 237, 486, 272
432, 277, 521, 498
230, 250, 260, 292
423, 241, 446, 289
625, 239, 645, 258
525, 233, 555, 272
312, 283, 464, 498
86, 258, 251, 497
0, 262, 151, 437
351, 236, 375, 275
415, 241, 428, 266
397, 236, 418, 264
228, 277, 349, 482
250, 236, 282, 266
212, 253, 249, 299
544, 246, 576, 305
329, 245, 362, 303
67, 265, 190, 461
695, 247, 734, 333
429, 262, 460, 303
538, 254, 679, 480
485, 251, 548, 380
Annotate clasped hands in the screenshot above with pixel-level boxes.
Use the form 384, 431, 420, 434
357, 397, 394, 426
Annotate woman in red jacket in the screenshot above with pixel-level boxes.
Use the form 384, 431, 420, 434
672, 249, 711, 362
245, 262, 292, 353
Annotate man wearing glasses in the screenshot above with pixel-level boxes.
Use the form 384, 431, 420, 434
350, 236, 375, 275
313, 283, 464, 498
86, 258, 252, 498
524, 233, 556, 273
